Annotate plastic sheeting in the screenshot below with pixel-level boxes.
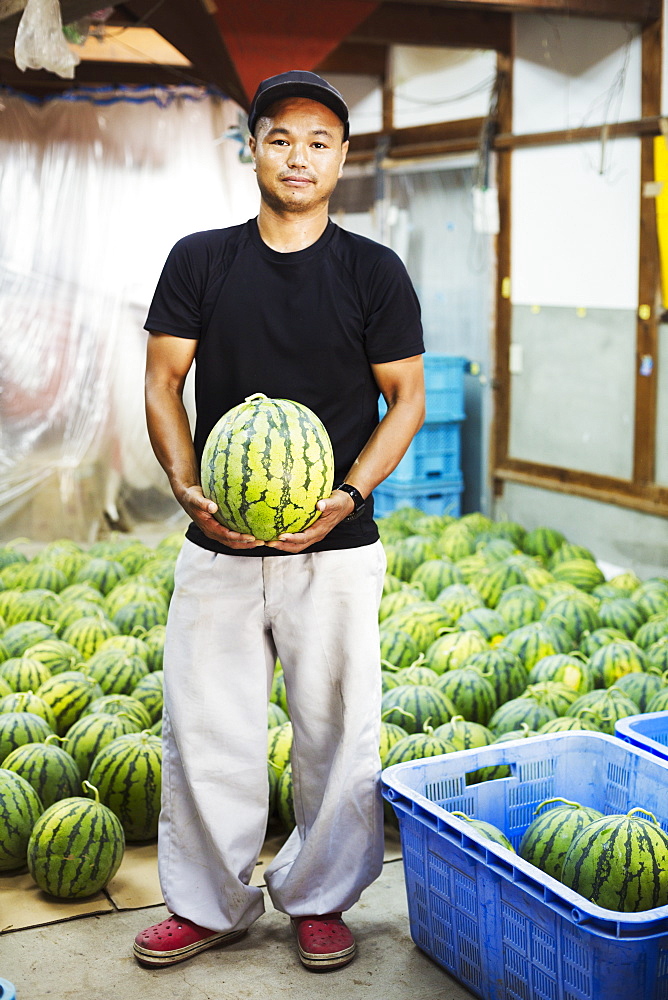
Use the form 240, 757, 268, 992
0, 86, 259, 543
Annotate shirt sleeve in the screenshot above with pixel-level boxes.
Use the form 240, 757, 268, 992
362, 249, 424, 364
144, 236, 205, 339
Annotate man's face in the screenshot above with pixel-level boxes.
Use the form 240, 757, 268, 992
249, 97, 348, 214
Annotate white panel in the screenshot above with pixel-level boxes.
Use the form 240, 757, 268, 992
514, 14, 641, 134
657, 323, 668, 485
392, 46, 496, 129
511, 139, 640, 309
326, 73, 383, 136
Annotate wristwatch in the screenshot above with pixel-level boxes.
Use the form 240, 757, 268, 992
335, 483, 367, 521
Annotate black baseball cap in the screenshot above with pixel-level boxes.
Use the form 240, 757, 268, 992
247, 70, 350, 141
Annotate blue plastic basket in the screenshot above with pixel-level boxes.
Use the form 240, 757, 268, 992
386, 420, 462, 484
373, 476, 463, 519
616, 712, 668, 762
378, 353, 467, 423
0, 979, 16, 1000
382, 732, 668, 1000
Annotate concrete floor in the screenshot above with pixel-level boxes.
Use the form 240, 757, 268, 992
2, 857, 475, 1000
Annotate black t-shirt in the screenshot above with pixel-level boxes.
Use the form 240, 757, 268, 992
145, 217, 424, 556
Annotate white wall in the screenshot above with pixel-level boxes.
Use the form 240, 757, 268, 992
392, 46, 497, 129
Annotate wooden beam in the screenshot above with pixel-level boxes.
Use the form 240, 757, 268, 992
123, 0, 247, 106
491, 50, 513, 496
0, 56, 202, 91
633, 16, 662, 485
346, 116, 484, 159
350, 3, 512, 52
495, 459, 668, 516
495, 118, 663, 150
381, 0, 660, 21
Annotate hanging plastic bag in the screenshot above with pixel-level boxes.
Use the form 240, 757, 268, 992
14, 0, 80, 79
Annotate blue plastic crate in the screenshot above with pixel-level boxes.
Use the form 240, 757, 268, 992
374, 476, 463, 519
382, 732, 668, 1000
378, 353, 467, 423
387, 420, 462, 484
616, 712, 668, 762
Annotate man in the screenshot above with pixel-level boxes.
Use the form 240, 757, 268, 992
134, 70, 425, 972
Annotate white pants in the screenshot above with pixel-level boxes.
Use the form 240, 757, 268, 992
158, 538, 386, 932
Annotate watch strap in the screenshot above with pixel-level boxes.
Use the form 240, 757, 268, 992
335, 482, 366, 519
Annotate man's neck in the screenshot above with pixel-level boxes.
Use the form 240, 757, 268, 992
256, 203, 330, 253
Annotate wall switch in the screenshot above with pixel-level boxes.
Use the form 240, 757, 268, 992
509, 343, 524, 374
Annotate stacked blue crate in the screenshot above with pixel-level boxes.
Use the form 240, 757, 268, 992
374, 354, 467, 518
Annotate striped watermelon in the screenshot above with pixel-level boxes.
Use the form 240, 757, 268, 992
634, 613, 668, 649
276, 761, 295, 830
434, 668, 497, 725
96, 634, 150, 663
491, 520, 526, 548
522, 526, 566, 563
88, 731, 162, 841
84, 649, 149, 696
3, 737, 81, 808
131, 672, 164, 724
518, 798, 603, 879
528, 653, 593, 694
383, 602, 453, 653
0, 655, 52, 693
13, 562, 68, 594
496, 585, 545, 630
36, 672, 104, 736
0, 691, 57, 731
270, 668, 289, 716
0, 711, 54, 762
537, 716, 600, 733
65, 712, 141, 778
435, 583, 485, 623
112, 600, 168, 636
566, 687, 639, 734
561, 808, 668, 911
588, 639, 646, 688
548, 542, 596, 569
522, 681, 578, 716
379, 625, 420, 670
449, 811, 515, 851
597, 598, 646, 638
74, 557, 127, 595
142, 625, 166, 672
472, 561, 528, 608
5, 588, 62, 625
392, 663, 441, 687
453, 553, 490, 584
432, 716, 493, 750
58, 583, 105, 606
201, 393, 334, 541
27, 782, 124, 898
632, 583, 668, 619
0, 677, 11, 699
378, 587, 424, 623
424, 629, 488, 674
52, 600, 108, 632
466, 648, 529, 705
409, 559, 462, 600
456, 607, 508, 642
488, 695, 557, 736
436, 524, 476, 561
379, 721, 409, 765
644, 688, 668, 713
579, 626, 628, 659
499, 621, 572, 671
611, 671, 666, 712
267, 721, 293, 776
476, 537, 518, 562
62, 616, 120, 659
393, 535, 439, 574
84, 695, 152, 731
380, 684, 456, 734
21, 639, 82, 676
0, 767, 43, 871
2, 621, 57, 657
646, 638, 668, 674
382, 728, 455, 768
540, 593, 600, 642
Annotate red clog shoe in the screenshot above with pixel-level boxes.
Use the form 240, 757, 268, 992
291, 912, 356, 971
133, 914, 246, 967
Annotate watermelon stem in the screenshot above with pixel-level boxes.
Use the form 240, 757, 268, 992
533, 796, 584, 816
627, 806, 660, 825
82, 780, 100, 803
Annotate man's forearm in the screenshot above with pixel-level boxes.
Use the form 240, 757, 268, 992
145, 381, 199, 505
343, 395, 425, 499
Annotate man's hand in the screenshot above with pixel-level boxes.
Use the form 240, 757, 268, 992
179, 485, 262, 549
265, 489, 355, 554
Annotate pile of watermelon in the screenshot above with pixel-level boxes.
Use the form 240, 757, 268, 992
2, 506, 668, 904
0, 532, 174, 897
